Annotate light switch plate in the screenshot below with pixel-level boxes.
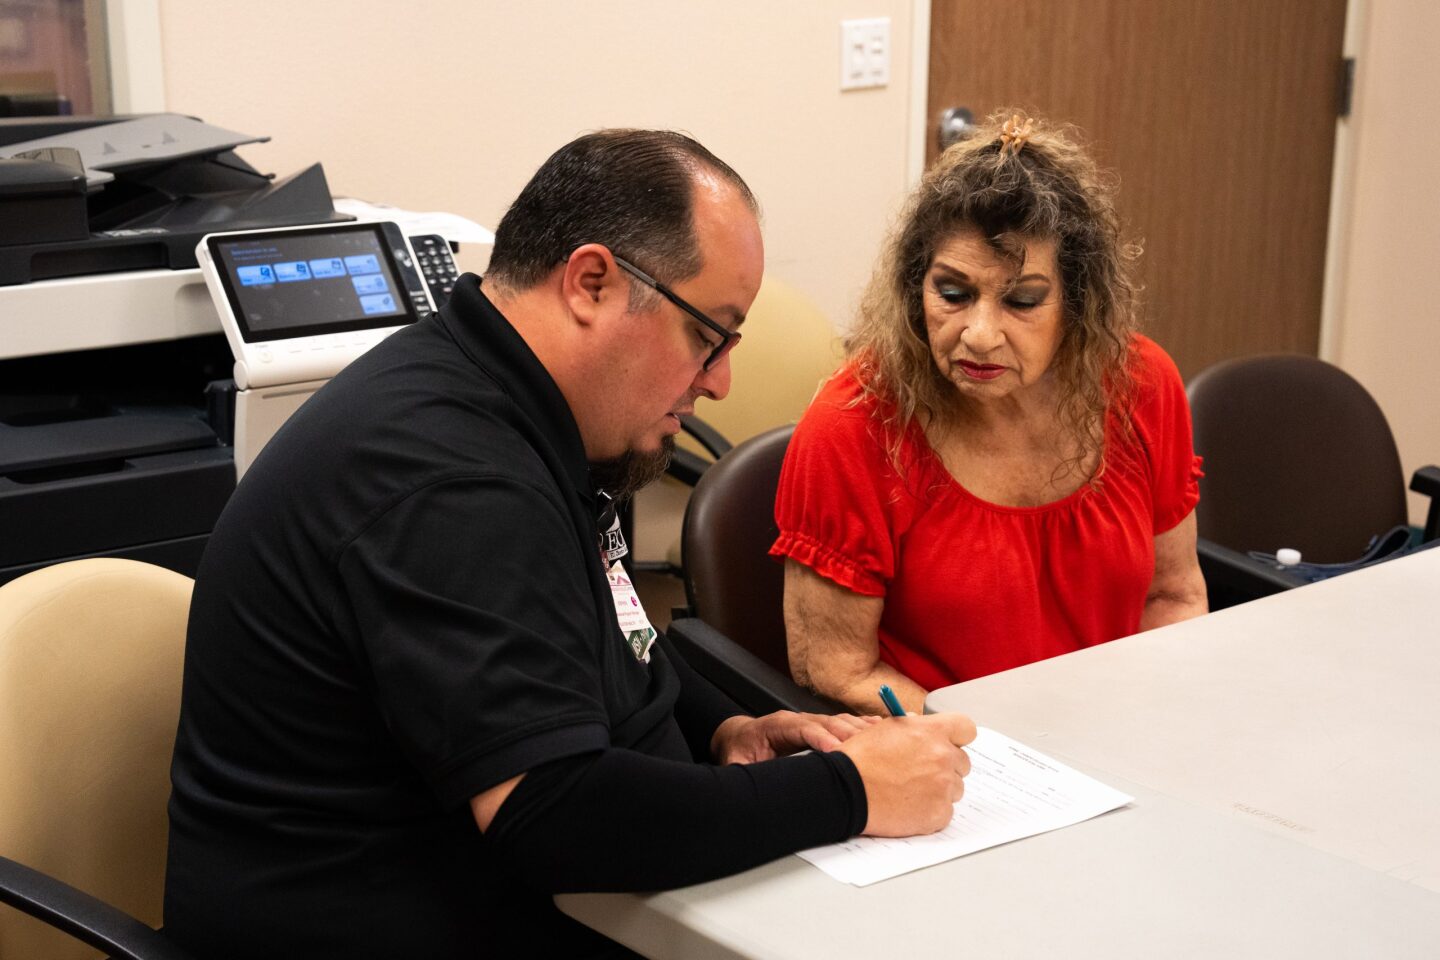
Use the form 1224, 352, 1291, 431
840, 17, 890, 91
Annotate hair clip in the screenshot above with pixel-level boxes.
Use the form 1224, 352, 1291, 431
999, 115, 1035, 157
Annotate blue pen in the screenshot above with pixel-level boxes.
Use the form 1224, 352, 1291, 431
878, 684, 906, 717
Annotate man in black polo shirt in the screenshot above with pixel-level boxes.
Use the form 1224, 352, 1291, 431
164, 130, 975, 959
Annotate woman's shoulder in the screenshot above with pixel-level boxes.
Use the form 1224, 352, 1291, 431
814, 359, 876, 402
1126, 333, 1184, 390
791, 360, 932, 479
798, 361, 892, 431
1110, 331, 1197, 474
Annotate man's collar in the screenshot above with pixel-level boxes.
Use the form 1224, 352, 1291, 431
437, 275, 594, 502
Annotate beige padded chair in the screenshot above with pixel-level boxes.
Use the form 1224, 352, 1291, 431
687, 275, 841, 446
0, 558, 193, 960
631, 276, 841, 568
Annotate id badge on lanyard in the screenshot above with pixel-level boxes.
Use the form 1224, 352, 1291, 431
598, 505, 657, 662
607, 560, 657, 662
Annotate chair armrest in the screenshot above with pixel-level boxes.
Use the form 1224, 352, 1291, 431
665, 617, 841, 716
1197, 537, 1309, 611
0, 856, 197, 960
1409, 465, 1440, 542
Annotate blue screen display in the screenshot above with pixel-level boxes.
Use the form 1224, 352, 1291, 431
344, 254, 381, 275
351, 274, 390, 296
360, 292, 399, 315
237, 264, 276, 286
215, 227, 411, 340
274, 261, 312, 283
308, 257, 346, 279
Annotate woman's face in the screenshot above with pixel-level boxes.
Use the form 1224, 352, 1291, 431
922, 229, 1065, 408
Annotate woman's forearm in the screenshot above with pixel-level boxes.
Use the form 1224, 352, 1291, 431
784, 561, 927, 713
1139, 588, 1208, 631
810, 658, 928, 716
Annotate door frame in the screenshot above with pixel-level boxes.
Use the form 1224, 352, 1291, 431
903, 0, 1366, 365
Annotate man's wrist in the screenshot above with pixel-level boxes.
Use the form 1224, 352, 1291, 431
709, 714, 752, 760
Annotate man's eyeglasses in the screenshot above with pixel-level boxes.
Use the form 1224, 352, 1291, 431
611, 255, 741, 371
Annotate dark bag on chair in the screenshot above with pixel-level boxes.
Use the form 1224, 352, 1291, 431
1247, 525, 1425, 583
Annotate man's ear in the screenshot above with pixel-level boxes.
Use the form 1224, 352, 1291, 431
561, 244, 625, 327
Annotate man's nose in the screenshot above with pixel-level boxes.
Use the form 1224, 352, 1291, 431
693, 352, 732, 401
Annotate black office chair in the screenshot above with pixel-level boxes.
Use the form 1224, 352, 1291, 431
1187, 353, 1440, 608
0, 857, 196, 960
665, 425, 840, 716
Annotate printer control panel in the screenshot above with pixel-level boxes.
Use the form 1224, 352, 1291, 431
198, 220, 434, 389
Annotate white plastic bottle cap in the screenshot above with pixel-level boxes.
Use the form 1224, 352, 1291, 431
1276, 548, 1302, 566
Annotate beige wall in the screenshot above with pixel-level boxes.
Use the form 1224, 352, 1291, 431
1331, 0, 1440, 525
157, 0, 917, 564
156, 0, 1439, 528
158, 0, 916, 334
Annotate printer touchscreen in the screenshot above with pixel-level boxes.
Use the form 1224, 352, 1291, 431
199, 221, 435, 390
212, 226, 412, 341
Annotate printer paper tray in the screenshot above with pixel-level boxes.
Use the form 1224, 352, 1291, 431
0, 414, 217, 475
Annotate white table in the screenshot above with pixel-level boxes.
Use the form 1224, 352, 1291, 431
558, 548, 1440, 959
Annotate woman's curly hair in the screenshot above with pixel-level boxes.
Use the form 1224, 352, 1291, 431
846, 110, 1141, 483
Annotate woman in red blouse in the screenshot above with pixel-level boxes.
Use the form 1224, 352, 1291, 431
772, 114, 1208, 715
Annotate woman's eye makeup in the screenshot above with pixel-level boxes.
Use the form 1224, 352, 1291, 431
930, 273, 1052, 310
1005, 286, 1051, 310
933, 280, 972, 303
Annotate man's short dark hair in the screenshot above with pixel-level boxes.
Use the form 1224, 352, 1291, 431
485, 129, 757, 296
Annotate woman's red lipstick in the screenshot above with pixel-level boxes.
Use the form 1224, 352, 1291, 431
957, 360, 1006, 381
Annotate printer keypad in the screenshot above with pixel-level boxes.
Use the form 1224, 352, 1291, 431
410, 234, 459, 308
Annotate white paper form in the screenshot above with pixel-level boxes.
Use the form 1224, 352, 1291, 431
797, 726, 1134, 886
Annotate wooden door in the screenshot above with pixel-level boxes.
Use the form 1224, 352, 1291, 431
927, 0, 1347, 379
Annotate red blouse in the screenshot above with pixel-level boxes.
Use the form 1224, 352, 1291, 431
771, 334, 1201, 688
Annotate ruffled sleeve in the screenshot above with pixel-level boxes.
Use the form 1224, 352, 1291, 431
1129, 335, 1203, 534
770, 366, 916, 597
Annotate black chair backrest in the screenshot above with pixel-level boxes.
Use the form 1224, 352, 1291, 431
1188, 353, 1406, 563
681, 424, 794, 676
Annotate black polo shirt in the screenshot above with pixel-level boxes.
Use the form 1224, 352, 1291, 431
165, 276, 864, 959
